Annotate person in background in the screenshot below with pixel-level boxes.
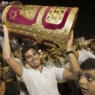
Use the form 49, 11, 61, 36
70, 42, 95, 65
71, 58, 95, 95
78, 50, 95, 64
79, 58, 95, 95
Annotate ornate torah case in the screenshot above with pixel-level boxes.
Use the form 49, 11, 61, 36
2, 4, 79, 50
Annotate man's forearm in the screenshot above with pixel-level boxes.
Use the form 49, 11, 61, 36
66, 51, 80, 77
3, 25, 12, 59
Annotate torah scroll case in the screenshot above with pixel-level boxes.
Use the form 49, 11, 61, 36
2, 4, 79, 50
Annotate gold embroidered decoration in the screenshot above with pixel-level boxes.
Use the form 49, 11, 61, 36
2, 4, 79, 51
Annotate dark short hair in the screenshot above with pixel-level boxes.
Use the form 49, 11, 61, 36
80, 58, 95, 70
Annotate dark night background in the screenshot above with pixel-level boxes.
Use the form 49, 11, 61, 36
4, 0, 95, 39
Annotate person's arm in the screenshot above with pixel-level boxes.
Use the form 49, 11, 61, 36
2, 25, 23, 77
63, 30, 80, 80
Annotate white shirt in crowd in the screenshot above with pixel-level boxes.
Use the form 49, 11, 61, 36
78, 50, 95, 64
21, 66, 64, 95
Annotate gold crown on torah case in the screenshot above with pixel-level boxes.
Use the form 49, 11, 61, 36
2, 4, 79, 51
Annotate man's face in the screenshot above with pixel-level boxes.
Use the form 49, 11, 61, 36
79, 70, 95, 95
24, 48, 41, 69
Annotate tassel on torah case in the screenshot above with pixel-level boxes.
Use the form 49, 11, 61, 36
2, 4, 79, 50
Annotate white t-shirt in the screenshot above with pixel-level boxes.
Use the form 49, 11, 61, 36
21, 66, 64, 95
78, 50, 95, 64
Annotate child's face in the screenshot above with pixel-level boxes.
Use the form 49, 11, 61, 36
79, 70, 95, 95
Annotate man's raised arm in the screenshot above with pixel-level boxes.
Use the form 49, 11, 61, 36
63, 30, 80, 80
2, 25, 23, 77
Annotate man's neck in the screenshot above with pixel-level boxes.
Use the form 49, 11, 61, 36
37, 65, 43, 73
